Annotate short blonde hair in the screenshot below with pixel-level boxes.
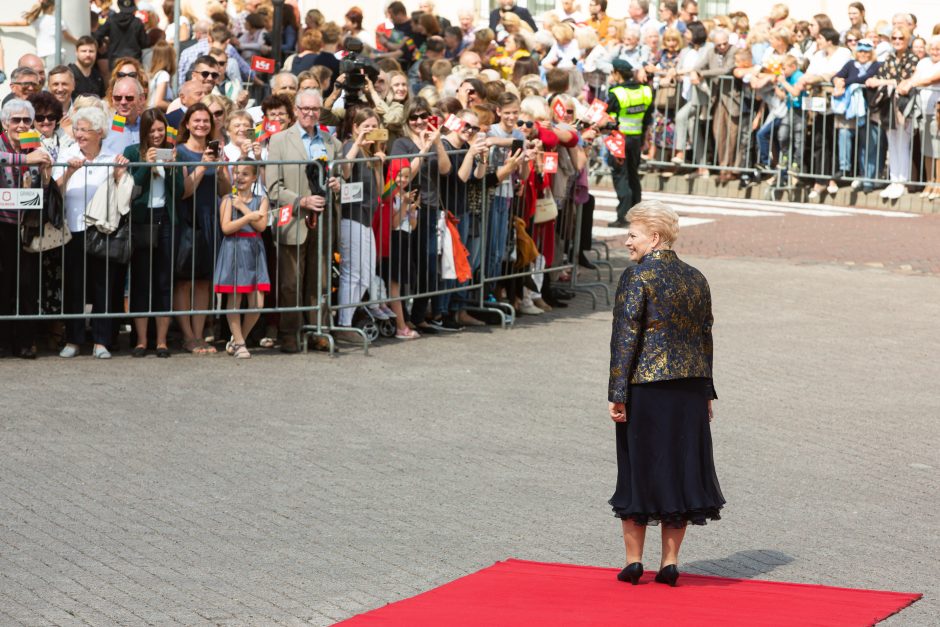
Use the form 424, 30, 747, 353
627, 200, 680, 247
520, 95, 550, 121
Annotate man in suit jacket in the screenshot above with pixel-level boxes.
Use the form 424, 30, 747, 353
265, 89, 342, 353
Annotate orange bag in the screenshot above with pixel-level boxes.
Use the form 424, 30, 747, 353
445, 211, 472, 284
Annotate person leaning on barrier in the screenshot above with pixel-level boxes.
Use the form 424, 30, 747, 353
866, 26, 918, 201
794, 27, 852, 199
389, 97, 453, 333
124, 108, 194, 358
608, 200, 724, 588
668, 21, 708, 168
0, 99, 53, 359
52, 103, 130, 359
831, 39, 882, 194
264, 88, 342, 354
899, 36, 940, 200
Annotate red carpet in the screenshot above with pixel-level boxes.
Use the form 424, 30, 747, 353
337, 558, 921, 626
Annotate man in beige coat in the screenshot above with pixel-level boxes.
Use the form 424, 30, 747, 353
266, 89, 342, 352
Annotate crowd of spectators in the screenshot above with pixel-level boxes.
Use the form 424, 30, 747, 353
0, 0, 938, 359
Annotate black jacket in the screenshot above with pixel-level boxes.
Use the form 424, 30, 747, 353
94, 9, 149, 66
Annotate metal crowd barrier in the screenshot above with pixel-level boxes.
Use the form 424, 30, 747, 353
640, 74, 940, 200
0, 151, 611, 355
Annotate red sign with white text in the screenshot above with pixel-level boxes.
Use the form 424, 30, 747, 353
251, 55, 276, 74
586, 100, 608, 124
542, 152, 558, 174
277, 205, 292, 227
604, 133, 626, 159
552, 99, 568, 121
443, 114, 464, 132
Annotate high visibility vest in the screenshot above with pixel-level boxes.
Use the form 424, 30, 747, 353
610, 85, 653, 136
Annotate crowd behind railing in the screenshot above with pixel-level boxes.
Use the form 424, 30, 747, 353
0, 0, 938, 359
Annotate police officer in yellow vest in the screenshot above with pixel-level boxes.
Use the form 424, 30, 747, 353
605, 59, 652, 227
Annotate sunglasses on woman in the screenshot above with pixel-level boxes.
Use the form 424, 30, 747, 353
34, 114, 59, 123
516, 120, 534, 128
409, 112, 430, 121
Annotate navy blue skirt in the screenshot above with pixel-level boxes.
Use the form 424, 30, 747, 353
609, 377, 725, 528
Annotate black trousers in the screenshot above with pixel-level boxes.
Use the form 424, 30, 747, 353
62, 231, 121, 347
609, 135, 643, 222
0, 221, 38, 351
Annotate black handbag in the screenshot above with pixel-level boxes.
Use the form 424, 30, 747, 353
175, 224, 213, 280
85, 216, 133, 264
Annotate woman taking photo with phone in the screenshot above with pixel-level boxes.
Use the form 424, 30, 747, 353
175, 102, 231, 354
334, 108, 386, 343
124, 108, 193, 357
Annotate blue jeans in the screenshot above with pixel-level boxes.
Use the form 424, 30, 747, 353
485, 195, 512, 282
860, 123, 886, 181
756, 117, 782, 166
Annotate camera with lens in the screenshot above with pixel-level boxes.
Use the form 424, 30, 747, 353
338, 38, 379, 104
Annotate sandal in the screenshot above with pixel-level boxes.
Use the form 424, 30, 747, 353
259, 337, 275, 349
183, 338, 207, 354
226, 335, 235, 355
231, 343, 251, 359
395, 327, 420, 340
200, 340, 217, 354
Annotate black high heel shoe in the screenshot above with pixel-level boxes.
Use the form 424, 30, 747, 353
655, 564, 679, 587
616, 562, 644, 585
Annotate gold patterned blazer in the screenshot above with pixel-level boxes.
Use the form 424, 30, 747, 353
608, 249, 716, 404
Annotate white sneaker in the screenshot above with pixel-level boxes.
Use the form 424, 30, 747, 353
379, 304, 396, 319
826, 182, 839, 195
851, 179, 863, 190
883, 183, 905, 200
807, 189, 820, 202
519, 303, 544, 315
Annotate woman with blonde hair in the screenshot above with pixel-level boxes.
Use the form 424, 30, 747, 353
541, 22, 580, 69
609, 200, 723, 587
148, 41, 177, 110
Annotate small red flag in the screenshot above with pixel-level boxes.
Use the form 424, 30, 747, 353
542, 152, 558, 174
552, 99, 568, 121
604, 133, 626, 159
277, 205, 292, 227
250, 55, 276, 74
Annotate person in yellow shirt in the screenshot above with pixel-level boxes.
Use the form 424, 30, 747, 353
489, 34, 531, 80
588, 0, 613, 45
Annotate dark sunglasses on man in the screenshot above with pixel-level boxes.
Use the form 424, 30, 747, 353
196, 71, 221, 80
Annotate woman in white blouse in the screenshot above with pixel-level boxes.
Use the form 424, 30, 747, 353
899, 36, 940, 199
53, 104, 130, 359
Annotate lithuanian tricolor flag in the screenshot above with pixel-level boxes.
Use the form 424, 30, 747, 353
166, 126, 178, 143
111, 115, 126, 133
254, 122, 264, 140
18, 130, 41, 149
380, 177, 398, 200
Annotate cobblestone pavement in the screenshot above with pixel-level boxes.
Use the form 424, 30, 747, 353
593, 190, 940, 275
1, 247, 938, 624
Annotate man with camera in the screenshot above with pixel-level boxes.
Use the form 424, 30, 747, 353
265, 89, 342, 353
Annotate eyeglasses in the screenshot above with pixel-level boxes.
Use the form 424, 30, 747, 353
891, 36, 905, 41
34, 114, 59, 123
13, 82, 40, 90
461, 124, 481, 134
196, 71, 221, 80
565, 109, 574, 115
409, 112, 430, 121
113, 95, 136, 102
8, 116, 32, 125
210, 109, 225, 118
516, 120, 534, 128
296, 106, 320, 114
116, 71, 139, 78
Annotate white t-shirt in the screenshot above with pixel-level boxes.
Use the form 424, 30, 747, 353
914, 57, 940, 115
805, 47, 853, 80
35, 13, 63, 59
148, 70, 175, 107
51, 144, 116, 233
